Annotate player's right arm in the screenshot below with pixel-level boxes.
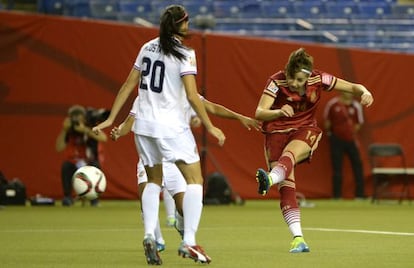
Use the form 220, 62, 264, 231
255, 94, 294, 121
93, 68, 141, 133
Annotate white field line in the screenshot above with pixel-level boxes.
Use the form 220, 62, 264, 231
304, 227, 414, 236
0, 228, 139, 233
1, 227, 413, 237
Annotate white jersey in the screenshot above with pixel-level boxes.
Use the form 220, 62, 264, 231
130, 97, 139, 134
133, 37, 197, 138
130, 94, 203, 135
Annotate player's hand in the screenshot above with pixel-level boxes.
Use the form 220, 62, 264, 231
360, 92, 373, 107
279, 104, 294, 117
190, 116, 202, 128
92, 119, 113, 134
208, 126, 226, 146
239, 116, 261, 131
110, 127, 121, 141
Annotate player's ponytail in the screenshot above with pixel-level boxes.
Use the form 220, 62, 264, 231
159, 5, 189, 61
285, 48, 314, 78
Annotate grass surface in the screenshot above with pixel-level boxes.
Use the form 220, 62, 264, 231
0, 199, 413, 267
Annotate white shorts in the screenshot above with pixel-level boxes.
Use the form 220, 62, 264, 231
134, 128, 200, 167
136, 159, 187, 196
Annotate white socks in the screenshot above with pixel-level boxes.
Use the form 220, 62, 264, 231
142, 182, 161, 238
141, 211, 164, 244
183, 184, 203, 246
269, 166, 286, 185
289, 222, 303, 238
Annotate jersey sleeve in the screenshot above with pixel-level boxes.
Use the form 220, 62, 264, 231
180, 49, 197, 76
263, 79, 279, 98
320, 72, 337, 91
133, 45, 146, 71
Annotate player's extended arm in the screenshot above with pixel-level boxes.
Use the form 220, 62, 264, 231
334, 78, 374, 107
203, 99, 260, 131
93, 68, 141, 133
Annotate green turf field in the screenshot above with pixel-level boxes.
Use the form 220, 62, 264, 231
0, 199, 412, 267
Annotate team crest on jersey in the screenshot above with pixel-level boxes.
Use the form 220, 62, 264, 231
266, 81, 279, 94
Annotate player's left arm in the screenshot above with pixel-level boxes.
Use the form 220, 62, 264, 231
333, 78, 373, 107
203, 99, 260, 131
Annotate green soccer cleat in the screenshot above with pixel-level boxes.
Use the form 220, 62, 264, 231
256, 168, 271, 195
289, 236, 310, 253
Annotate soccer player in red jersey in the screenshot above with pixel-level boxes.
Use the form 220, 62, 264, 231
254, 48, 373, 253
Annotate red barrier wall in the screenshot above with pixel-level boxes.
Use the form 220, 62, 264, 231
1, 11, 413, 200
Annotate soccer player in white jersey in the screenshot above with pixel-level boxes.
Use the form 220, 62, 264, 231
110, 97, 187, 255
111, 92, 260, 264
93, 5, 225, 265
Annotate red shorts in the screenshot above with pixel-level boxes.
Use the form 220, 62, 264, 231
264, 126, 322, 163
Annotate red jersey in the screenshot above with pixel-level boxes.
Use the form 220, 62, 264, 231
262, 70, 337, 133
324, 96, 364, 141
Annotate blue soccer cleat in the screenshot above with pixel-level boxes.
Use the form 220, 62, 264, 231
256, 168, 271, 195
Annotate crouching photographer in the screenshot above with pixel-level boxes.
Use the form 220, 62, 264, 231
55, 105, 108, 206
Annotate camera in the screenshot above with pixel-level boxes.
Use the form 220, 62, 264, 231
85, 108, 110, 127
67, 106, 109, 132
70, 117, 80, 127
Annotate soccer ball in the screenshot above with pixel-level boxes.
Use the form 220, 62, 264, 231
72, 166, 106, 200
